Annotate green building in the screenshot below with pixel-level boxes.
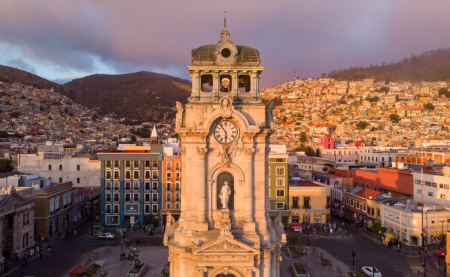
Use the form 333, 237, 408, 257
268, 145, 289, 226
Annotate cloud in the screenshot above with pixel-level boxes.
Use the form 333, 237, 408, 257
0, 1, 449, 87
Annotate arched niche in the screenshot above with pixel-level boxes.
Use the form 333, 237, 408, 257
208, 267, 244, 277
217, 172, 234, 209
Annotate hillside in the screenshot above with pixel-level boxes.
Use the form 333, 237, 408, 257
0, 64, 69, 93
327, 48, 450, 82
64, 72, 191, 122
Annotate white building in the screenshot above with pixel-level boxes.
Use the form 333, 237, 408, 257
413, 167, 450, 207
17, 151, 100, 188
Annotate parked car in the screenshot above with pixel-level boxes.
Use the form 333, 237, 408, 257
98, 233, 115, 239
438, 248, 447, 257
331, 210, 339, 216
343, 217, 353, 224
362, 266, 382, 277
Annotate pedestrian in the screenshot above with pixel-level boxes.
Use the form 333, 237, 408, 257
15, 253, 18, 262
74, 229, 77, 236
40, 251, 43, 260
120, 230, 123, 237
125, 235, 128, 243
48, 244, 51, 251
4, 261, 7, 273
136, 239, 140, 247
162, 226, 165, 234
419, 248, 422, 256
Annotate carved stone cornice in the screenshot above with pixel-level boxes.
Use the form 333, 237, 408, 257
197, 147, 207, 156
243, 148, 255, 156
180, 147, 186, 155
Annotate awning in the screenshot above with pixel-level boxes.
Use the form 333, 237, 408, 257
385, 233, 395, 239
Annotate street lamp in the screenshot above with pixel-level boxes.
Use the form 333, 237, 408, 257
91, 187, 94, 236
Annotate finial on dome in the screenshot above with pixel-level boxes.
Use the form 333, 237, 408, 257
224, 9, 227, 28
220, 10, 230, 42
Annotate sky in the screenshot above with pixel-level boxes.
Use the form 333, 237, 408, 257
1, 1, 450, 88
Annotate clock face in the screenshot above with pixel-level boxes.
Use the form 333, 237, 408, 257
214, 120, 239, 144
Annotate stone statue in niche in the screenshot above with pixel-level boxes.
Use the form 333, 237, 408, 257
219, 181, 231, 209
220, 97, 233, 118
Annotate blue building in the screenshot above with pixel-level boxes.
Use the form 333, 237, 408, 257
98, 145, 162, 227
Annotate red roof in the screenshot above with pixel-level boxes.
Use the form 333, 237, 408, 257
354, 188, 382, 199
68, 266, 86, 274
297, 181, 322, 187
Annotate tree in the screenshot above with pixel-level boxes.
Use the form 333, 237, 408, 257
10, 112, 20, 118
379, 87, 389, 93
439, 88, 450, 98
281, 117, 287, 123
338, 99, 346, 105
395, 94, 400, 102
0, 158, 13, 173
315, 148, 320, 157
136, 142, 143, 146
356, 121, 368, 130
371, 222, 387, 236
287, 231, 299, 246
131, 135, 137, 143
367, 96, 379, 102
371, 137, 376, 141
304, 146, 315, 157
389, 114, 400, 123
424, 102, 435, 111
348, 266, 365, 277
299, 132, 307, 149
371, 127, 376, 132
0, 131, 7, 138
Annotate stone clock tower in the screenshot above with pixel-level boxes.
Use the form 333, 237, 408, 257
164, 22, 285, 277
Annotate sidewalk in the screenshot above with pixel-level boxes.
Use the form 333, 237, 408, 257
281, 245, 351, 277
102, 226, 164, 246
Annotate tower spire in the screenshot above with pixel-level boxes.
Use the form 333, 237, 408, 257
224, 10, 227, 28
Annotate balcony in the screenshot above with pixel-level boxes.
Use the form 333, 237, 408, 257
175, 198, 180, 202
106, 197, 112, 202
114, 197, 119, 202
166, 198, 172, 202
167, 177, 172, 181
302, 205, 311, 209
291, 205, 300, 209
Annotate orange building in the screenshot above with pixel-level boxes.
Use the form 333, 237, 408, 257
161, 155, 181, 225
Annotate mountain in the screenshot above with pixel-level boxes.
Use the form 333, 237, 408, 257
0, 64, 69, 93
64, 72, 191, 122
327, 48, 450, 82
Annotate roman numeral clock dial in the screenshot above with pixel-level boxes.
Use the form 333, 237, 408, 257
214, 120, 239, 144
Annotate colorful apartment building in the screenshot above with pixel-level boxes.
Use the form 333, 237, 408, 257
161, 155, 181, 225
268, 145, 289, 225
98, 145, 163, 228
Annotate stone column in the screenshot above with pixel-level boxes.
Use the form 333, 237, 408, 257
197, 147, 208, 231
12, 213, 19, 253
250, 72, 257, 99
271, 249, 276, 276
261, 250, 271, 277
179, 147, 187, 230
179, 257, 189, 277
213, 71, 220, 100
244, 147, 255, 232
232, 71, 239, 100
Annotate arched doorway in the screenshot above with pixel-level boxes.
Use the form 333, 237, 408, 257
217, 172, 234, 209
215, 274, 236, 277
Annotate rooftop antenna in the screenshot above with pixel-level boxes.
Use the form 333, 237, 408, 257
224, 9, 227, 28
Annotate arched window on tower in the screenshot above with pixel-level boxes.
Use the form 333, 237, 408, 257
201, 75, 213, 92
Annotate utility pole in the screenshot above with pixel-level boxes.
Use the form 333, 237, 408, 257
352, 251, 355, 268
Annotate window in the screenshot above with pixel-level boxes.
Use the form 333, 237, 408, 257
276, 189, 285, 197
167, 172, 172, 181
276, 203, 284, 210
166, 183, 172, 191
201, 74, 213, 92
114, 182, 119, 190
166, 203, 172, 209
145, 161, 151, 168
445, 185, 449, 190
106, 171, 112, 179
125, 193, 131, 202
366, 184, 369, 188
133, 182, 139, 190
417, 189, 422, 194
175, 162, 180, 171
144, 171, 151, 179
363, 205, 367, 212
145, 182, 150, 190
55, 196, 59, 210
354, 182, 358, 187
175, 183, 180, 191
106, 161, 112, 168
415, 180, 421, 184
114, 204, 119, 214
374, 186, 377, 191
152, 193, 158, 202
113, 171, 120, 180
50, 199, 54, 212
425, 182, 431, 186
167, 162, 172, 171
133, 193, 139, 202
175, 203, 180, 209
152, 182, 158, 191
377, 209, 380, 217
114, 193, 119, 202
152, 204, 158, 213
175, 172, 180, 181
133, 161, 139, 168
106, 182, 112, 190
145, 193, 150, 202
106, 204, 111, 213
144, 204, 150, 214
440, 194, 446, 199
175, 193, 180, 202
440, 184, 444, 188
113, 161, 119, 168
59, 178, 62, 183
133, 171, 139, 180
106, 194, 111, 202
125, 161, 131, 168
152, 161, 158, 168
276, 178, 284, 186
48, 165, 52, 170
77, 178, 80, 184
268, 167, 271, 176
276, 167, 285, 175
428, 192, 433, 197
77, 165, 80, 171
125, 182, 131, 190
432, 183, 437, 187
238, 75, 251, 92
59, 165, 62, 170
153, 170, 158, 179
166, 193, 172, 202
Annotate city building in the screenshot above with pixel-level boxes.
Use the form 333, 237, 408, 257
98, 145, 163, 227
289, 180, 330, 227
33, 181, 73, 241
17, 144, 100, 188
268, 145, 289, 225
412, 166, 450, 207
72, 188, 85, 223
161, 152, 181, 225
163, 24, 285, 277
344, 187, 382, 226
0, 185, 35, 262
351, 167, 414, 197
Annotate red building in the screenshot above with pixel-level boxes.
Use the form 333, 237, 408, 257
321, 134, 334, 149
351, 167, 413, 197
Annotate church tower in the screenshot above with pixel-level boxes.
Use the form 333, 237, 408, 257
164, 22, 285, 277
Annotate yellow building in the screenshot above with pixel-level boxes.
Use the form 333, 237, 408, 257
365, 198, 382, 228
288, 180, 331, 227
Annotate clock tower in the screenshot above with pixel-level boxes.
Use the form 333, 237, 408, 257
164, 22, 285, 277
